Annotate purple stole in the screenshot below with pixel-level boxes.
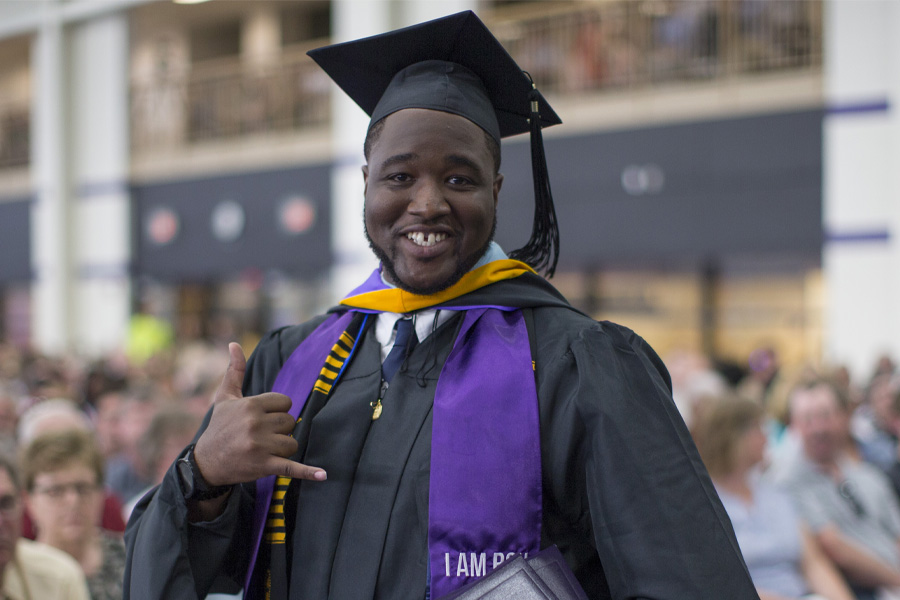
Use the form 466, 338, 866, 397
244, 271, 542, 597
428, 307, 541, 596
244, 311, 356, 593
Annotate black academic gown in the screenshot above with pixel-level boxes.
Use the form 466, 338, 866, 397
124, 273, 759, 600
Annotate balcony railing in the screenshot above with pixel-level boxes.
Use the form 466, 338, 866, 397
129, 0, 822, 154
0, 102, 29, 169
130, 47, 331, 151
492, 0, 822, 94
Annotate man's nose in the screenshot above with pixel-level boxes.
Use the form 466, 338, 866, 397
408, 178, 450, 217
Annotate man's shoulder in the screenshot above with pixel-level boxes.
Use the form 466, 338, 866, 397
527, 304, 673, 395
530, 307, 648, 355
771, 452, 819, 484
531, 308, 660, 358
846, 457, 895, 490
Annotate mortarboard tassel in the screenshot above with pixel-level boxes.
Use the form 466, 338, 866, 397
509, 80, 560, 279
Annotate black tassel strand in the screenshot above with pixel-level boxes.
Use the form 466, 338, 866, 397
508, 76, 560, 279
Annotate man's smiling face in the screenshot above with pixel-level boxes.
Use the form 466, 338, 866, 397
363, 108, 502, 295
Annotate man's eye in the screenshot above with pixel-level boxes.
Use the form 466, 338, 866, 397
388, 173, 411, 182
447, 176, 472, 185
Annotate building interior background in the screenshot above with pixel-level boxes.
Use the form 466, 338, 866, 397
0, 0, 896, 388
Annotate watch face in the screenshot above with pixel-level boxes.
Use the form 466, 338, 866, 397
176, 457, 195, 497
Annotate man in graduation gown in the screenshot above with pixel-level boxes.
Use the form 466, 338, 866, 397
124, 11, 759, 600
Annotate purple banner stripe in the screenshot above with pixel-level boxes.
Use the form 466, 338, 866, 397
825, 229, 890, 244
76, 179, 130, 199
826, 99, 889, 116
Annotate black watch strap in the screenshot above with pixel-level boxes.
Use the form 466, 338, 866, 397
177, 444, 232, 501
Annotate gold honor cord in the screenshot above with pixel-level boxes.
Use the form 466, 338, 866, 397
261, 318, 364, 599
339, 259, 535, 313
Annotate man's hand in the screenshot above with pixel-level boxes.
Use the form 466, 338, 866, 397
193, 343, 327, 487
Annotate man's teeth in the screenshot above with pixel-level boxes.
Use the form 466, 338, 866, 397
407, 232, 447, 247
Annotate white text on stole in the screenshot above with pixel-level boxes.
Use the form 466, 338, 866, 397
443, 551, 529, 577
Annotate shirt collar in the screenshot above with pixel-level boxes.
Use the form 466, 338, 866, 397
375, 310, 455, 361
373, 241, 508, 357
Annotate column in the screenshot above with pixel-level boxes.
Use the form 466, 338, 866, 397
68, 12, 132, 356
328, 0, 391, 300
30, 7, 71, 355
242, 4, 280, 67
822, 0, 900, 378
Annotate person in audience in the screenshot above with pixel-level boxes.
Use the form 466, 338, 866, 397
881, 389, 900, 501
768, 368, 864, 481
0, 452, 89, 599
121, 405, 201, 521
21, 430, 125, 600
17, 398, 93, 446
693, 394, 854, 600
739, 346, 781, 407
773, 377, 900, 599
16, 399, 126, 539
91, 390, 128, 462
854, 374, 900, 473
0, 386, 19, 458
103, 389, 158, 503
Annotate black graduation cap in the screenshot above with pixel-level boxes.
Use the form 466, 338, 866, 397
308, 10, 561, 277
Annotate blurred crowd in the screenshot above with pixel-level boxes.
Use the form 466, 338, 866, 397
1, 325, 899, 600
673, 348, 900, 600
0, 334, 227, 599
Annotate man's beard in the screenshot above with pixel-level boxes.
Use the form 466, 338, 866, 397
364, 209, 497, 296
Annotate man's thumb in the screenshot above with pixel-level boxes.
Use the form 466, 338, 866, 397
218, 342, 247, 400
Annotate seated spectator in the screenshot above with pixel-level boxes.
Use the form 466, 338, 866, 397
693, 394, 854, 600
103, 390, 157, 503
21, 430, 125, 600
15, 399, 126, 538
90, 390, 128, 462
882, 389, 900, 501
768, 367, 865, 481
0, 385, 19, 459
121, 404, 201, 521
17, 398, 93, 446
0, 452, 89, 599
773, 377, 900, 598
854, 374, 900, 473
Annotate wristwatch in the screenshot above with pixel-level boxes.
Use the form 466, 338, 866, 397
176, 444, 232, 501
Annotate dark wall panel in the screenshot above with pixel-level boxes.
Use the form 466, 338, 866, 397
133, 164, 331, 281
496, 109, 823, 268
0, 198, 31, 284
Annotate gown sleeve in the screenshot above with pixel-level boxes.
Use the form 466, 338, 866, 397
123, 325, 310, 600
538, 319, 759, 599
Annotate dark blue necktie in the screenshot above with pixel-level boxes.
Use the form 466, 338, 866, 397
382, 317, 417, 383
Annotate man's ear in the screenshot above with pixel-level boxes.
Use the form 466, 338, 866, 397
362, 165, 369, 196
493, 172, 504, 207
